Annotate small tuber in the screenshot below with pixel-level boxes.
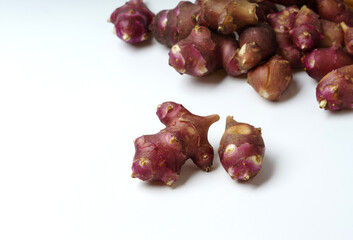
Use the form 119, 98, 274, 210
302, 45, 353, 81
237, 23, 277, 71
150, 1, 201, 47
218, 116, 265, 181
316, 0, 353, 27
268, 6, 302, 68
247, 55, 292, 101
316, 64, 353, 111
132, 102, 220, 185
197, 0, 259, 35
169, 25, 246, 77
108, 0, 154, 44
290, 5, 323, 52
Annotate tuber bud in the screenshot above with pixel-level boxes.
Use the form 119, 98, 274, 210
341, 22, 353, 55
316, 64, 353, 111
218, 116, 265, 181
108, 0, 154, 44
247, 55, 292, 101
132, 102, 220, 186
302, 45, 353, 81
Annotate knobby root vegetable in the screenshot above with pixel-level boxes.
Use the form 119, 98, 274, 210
290, 6, 323, 52
316, 64, 353, 111
197, 0, 259, 35
316, 0, 353, 27
169, 25, 247, 77
237, 23, 277, 71
132, 102, 220, 186
340, 22, 353, 55
247, 55, 292, 101
218, 116, 265, 181
108, 0, 154, 44
268, 6, 302, 68
150, 1, 200, 47
320, 19, 344, 48
302, 45, 353, 81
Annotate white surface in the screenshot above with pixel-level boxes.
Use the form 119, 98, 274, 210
1, 0, 353, 239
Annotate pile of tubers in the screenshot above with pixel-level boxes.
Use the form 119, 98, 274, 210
109, 0, 353, 185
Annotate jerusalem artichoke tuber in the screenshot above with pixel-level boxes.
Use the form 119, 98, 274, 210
132, 102, 219, 185
316, 64, 353, 111
109, 0, 154, 44
218, 116, 265, 181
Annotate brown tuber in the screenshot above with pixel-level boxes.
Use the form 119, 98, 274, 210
341, 22, 353, 55
197, 0, 259, 35
132, 102, 219, 186
247, 55, 292, 101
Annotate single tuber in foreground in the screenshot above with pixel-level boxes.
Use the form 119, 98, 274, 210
316, 64, 353, 111
218, 116, 265, 181
132, 102, 220, 186
109, 0, 154, 44
247, 55, 292, 101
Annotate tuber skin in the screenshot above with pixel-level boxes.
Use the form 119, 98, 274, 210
316, 65, 353, 111
265, 0, 315, 8
316, 0, 353, 27
169, 25, 247, 77
341, 22, 353, 55
132, 102, 220, 186
254, 1, 278, 23
150, 1, 201, 47
302, 45, 353, 81
290, 6, 323, 52
197, 0, 259, 35
109, 0, 154, 44
268, 6, 302, 68
218, 116, 265, 181
320, 19, 344, 48
237, 23, 277, 71
247, 55, 292, 101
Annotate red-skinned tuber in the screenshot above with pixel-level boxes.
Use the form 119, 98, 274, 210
219, 116, 265, 181
109, 0, 154, 44
316, 64, 353, 111
290, 5, 323, 52
268, 6, 302, 68
320, 19, 344, 48
302, 45, 353, 81
150, 1, 201, 47
168, 25, 246, 77
132, 102, 219, 186
316, 0, 353, 27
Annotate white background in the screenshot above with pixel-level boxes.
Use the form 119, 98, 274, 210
1, 0, 353, 239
